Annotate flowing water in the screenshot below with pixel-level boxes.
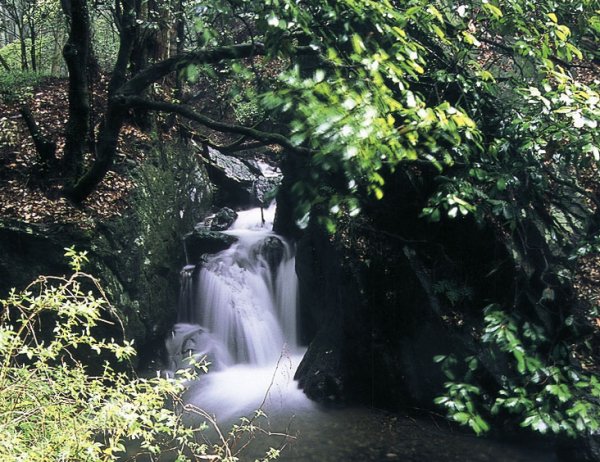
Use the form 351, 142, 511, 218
167, 204, 311, 422
165, 205, 556, 462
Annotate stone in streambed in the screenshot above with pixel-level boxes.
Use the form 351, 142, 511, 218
209, 207, 238, 231
183, 230, 237, 264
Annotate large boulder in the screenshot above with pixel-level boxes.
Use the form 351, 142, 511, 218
253, 176, 281, 207
200, 146, 282, 208
165, 323, 232, 372
255, 236, 285, 269
202, 146, 258, 206
183, 230, 237, 264
0, 219, 85, 298
294, 212, 458, 409
209, 207, 238, 231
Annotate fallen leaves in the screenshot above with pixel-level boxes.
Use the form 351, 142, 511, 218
0, 74, 140, 227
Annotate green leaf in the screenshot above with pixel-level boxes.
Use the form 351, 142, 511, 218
453, 412, 470, 424
482, 3, 503, 19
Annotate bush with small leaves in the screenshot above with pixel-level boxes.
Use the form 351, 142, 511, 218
0, 248, 282, 462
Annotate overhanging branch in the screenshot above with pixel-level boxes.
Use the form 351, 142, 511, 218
122, 95, 312, 156
187, 130, 268, 154
120, 42, 319, 96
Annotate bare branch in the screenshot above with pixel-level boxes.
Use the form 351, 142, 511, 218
122, 95, 311, 156
119, 42, 319, 96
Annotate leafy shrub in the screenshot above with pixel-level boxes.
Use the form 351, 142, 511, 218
434, 305, 600, 437
0, 41, 29, 72
0, 249, 280, 462
0, 70, 46, 103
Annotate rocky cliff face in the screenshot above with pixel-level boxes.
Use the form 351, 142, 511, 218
294, 211, 471, 409
292, 166, 582, 415
0, 141, 214, 368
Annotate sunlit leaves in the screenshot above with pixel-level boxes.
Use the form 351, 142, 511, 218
0, 251, 273, 461
254, 0, 483, 216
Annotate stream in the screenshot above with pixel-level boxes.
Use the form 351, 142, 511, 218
163, 205, 556, 462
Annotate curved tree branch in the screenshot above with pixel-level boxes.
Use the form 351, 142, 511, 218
120, 42, 319, 96
122, 95, 312, 156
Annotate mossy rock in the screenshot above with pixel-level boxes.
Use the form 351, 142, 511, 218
0, 140, 215, 368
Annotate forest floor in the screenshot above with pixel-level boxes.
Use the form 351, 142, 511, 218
0, 75, 148, 226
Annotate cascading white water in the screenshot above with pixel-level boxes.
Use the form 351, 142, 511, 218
167, 203, 311, 421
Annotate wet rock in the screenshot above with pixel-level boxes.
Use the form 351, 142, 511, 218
295, 333, 345, 404
556, 434, 600, 462
203, 146, 258, 206
201, 146, 283, 208
253, 176, 281, 207
165, 323, 231, 372
205, 146, 257, 184
294, 209, 475, 409
210, 207, 238, 231
255, 236, 285, 270
0, 219, 76, 297
184, 230, 237, 264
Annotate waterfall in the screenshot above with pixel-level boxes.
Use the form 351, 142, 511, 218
167, 204, 309, 420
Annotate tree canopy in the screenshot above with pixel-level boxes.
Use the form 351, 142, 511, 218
2, 0, 599, 210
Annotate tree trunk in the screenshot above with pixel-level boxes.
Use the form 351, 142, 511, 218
66, 0, 137, 203
29, 21, 37, 72
18, 24, 28, 70
0, 54, 10, 72
173, 0, 185, 141
149, 0, 170, 62
61, 0, 90, 182
127, 0, 154, 129
20, 106, 57, 164
67, 103, 127, 203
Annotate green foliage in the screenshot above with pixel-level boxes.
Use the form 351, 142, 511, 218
90, 5, 121, 71
0, 41, 27, 71
106, 141, 213, 342
432, 280, 473, 307
435, 305, 600, 437
2, 0, 70, 70
395, 1, 600, 437
231, 89, 264, 125
0, 250, 279, 461
256, 0, 482, 218
1, 0, 599, 443
0, 70, 46, 103
205, 0, 600, 237
411, 0, 600, 231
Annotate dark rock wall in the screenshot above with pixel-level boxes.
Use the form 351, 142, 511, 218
0, 221, 77, 295
295, 213, 461, 409
294, 167, 520, 410
0, 141, 213, 368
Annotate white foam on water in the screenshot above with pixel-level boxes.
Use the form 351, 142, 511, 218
167, 203, 309, 421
